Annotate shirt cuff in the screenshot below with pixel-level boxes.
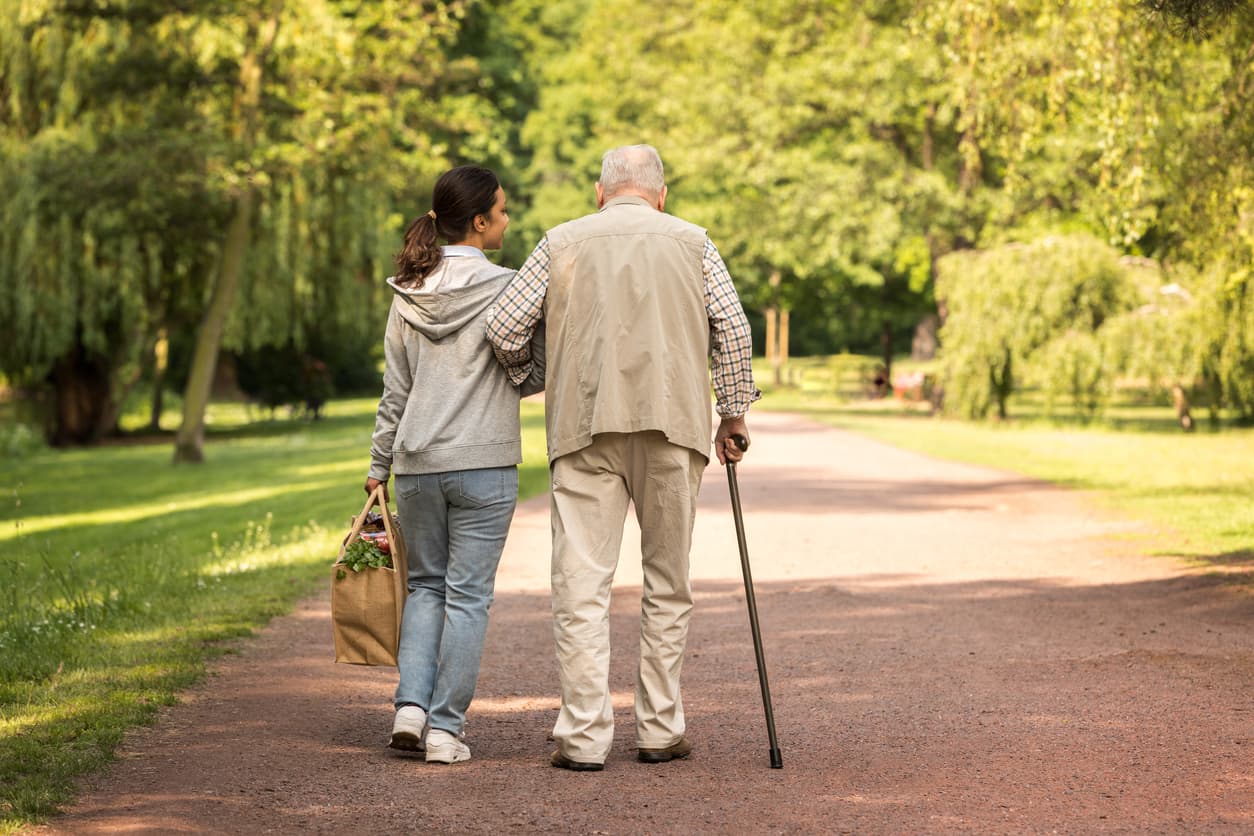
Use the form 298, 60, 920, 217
716, 387, 762, 419
504, 362, 532, 387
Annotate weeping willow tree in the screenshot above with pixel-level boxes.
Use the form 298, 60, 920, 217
0, 1, 224, 444
937, 235, 1137, 420
0, 0, 511, 452
170, 0, 483, 462
1136, 0, 1254, 421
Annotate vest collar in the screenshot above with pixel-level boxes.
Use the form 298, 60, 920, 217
600, 195, 656, 212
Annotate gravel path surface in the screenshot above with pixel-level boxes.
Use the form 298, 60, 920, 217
30, 411, 1253, 834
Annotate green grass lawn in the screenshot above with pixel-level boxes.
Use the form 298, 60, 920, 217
754, 357, 1254, 572
0, 396, 548, 832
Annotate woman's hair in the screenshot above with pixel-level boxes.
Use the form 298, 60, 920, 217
394, 165, 501, 288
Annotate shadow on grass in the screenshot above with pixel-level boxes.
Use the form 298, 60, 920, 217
1175, 549, 1254, 586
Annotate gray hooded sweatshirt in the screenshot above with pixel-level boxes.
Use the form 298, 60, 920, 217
368, 246, 543, 480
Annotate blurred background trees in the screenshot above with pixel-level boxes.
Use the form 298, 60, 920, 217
2, 0, 1252, 453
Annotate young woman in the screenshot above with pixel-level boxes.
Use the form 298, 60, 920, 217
365, 165, 542, 764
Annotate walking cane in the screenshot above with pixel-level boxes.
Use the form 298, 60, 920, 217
727, 434, 783, 769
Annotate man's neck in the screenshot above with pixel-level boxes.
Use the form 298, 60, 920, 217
599, 189, 662, 211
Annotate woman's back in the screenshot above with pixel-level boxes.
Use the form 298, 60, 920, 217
372, 247, 525, 477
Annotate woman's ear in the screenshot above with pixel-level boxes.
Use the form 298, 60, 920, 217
475, 214, 488, 232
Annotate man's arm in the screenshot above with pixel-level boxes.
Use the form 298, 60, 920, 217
487, 237, 550, 386
705, 239, 761, 464
518, 320, 546, 397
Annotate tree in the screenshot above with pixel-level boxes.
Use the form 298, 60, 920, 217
1102, 264, 1208, 429
1140, 0, 1251, 35
0, 0, 515, 452
173, 0, 484, 462
0, 1, 226, 444
514, 0, 953, 378
937, 235, 1137, 419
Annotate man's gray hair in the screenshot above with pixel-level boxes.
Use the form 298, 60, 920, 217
599, 145, 665, 200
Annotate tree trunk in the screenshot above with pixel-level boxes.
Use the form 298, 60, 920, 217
911, 314, 939, 360
148, 327, 169, 432
173, 10, 279, 463
958, 122, 983, 195
93, 327, 149, 439
764, 306, 778, 367
922, 101, 936, 171
777, 307, 787, 368
880, 320, 893, 385
992, 352, 1013, 420
48, 345, 114, 446
767, 270, 783, 386
1171, 384, 1194, 432
921, 101, 948, 341
174, 192, 255, 462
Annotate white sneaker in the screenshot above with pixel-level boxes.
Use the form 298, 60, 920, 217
389, 706, 428, 752
425, 728, 471, 764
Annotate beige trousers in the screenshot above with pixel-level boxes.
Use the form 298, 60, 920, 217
549, 431, 706, 763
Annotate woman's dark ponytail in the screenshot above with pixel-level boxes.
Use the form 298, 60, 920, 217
393, 165, 501, 288
394, 212, 440, 288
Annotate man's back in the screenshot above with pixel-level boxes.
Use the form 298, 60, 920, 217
542, 195, 712, 461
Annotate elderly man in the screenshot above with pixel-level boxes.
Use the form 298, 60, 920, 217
486, 144, 759, 771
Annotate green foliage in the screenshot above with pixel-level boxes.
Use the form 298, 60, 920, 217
233, 344, 333, 416
937, 235, 1137, 419
1140, 0, 1251, 37
512, 0, 953, 354
1198, 262, 1254, 416
8, 0, 1254, 440
0, 0, 520, 446
0, 3, 224, 442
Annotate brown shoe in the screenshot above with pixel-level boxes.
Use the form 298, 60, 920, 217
550, 750, 604, 772
636, 737, 692, 764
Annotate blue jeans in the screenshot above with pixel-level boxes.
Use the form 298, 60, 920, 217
392, 466, 518, 735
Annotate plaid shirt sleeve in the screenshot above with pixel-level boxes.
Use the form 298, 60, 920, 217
705, 239, 761, 417
486, 237, 550, 386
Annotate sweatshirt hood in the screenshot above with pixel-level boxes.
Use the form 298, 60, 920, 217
386, 246, 514, 340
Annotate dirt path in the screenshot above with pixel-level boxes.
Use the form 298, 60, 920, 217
31, 411, 1253, 834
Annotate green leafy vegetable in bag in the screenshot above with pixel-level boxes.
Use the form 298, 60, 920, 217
340, 536, 392, 572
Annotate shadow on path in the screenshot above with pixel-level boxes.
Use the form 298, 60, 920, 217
34, 570, 1253, 834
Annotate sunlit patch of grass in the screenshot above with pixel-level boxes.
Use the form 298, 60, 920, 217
0, 395, 550, 830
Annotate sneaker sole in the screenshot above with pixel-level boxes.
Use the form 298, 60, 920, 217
389, 731, 424, 752
425, 748, 471, 764
637, 750, 691, 763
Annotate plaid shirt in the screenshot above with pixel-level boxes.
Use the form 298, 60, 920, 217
487, 236, 761, 418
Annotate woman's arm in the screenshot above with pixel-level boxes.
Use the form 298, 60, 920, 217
365, 301, 414, 496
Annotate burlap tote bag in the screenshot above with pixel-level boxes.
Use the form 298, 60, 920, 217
331, 485, 408, 666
